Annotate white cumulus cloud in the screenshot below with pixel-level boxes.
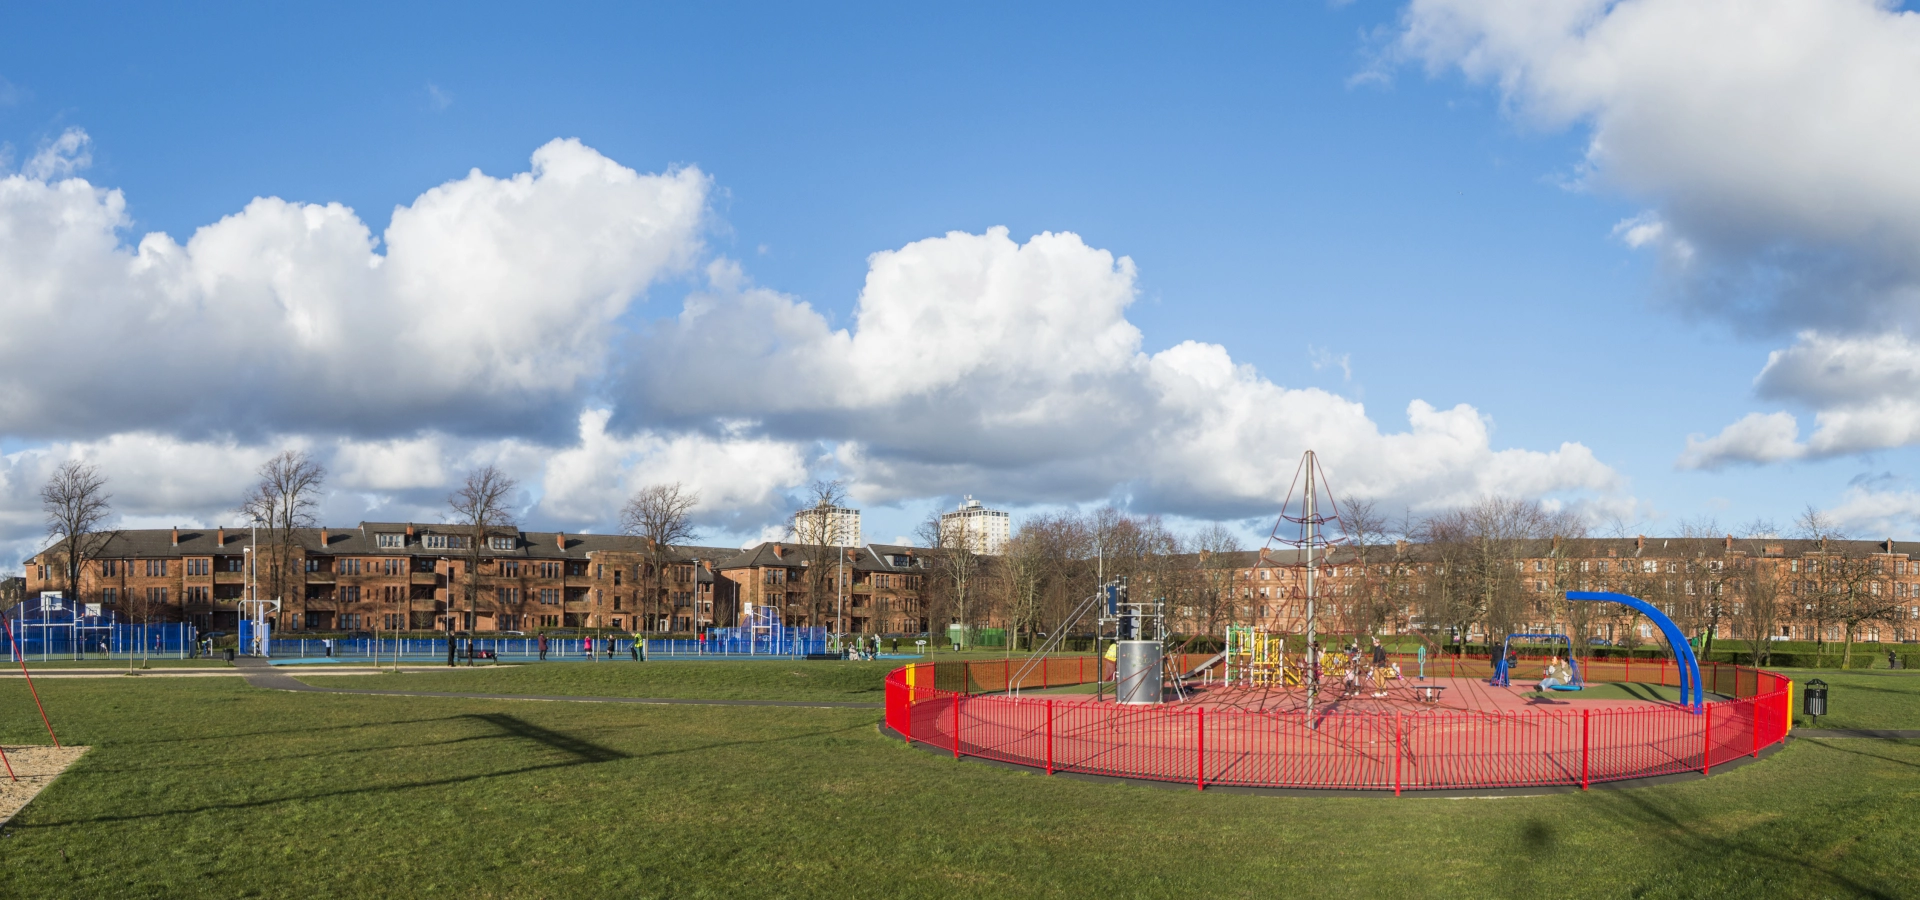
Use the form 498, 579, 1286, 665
0, 137, 708, 442
621, 227, 1622, 519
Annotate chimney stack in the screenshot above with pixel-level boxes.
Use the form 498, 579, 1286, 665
1636, 535, 1645, 551
556, 532, 566, 550
1726, 534, 1734, 550
171, 526, 179, 547
406, 523, 415, 538
321, 528, 329, 547
217, 526, 225, 547
773, 543, 784, 559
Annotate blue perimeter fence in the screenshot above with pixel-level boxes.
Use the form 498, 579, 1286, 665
263, 636, 833, 660
8, 623, 201, 659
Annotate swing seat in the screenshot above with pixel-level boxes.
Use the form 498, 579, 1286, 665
1547, 682, 1582, 692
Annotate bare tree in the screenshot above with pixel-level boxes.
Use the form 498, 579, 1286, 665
1002, 525, 1050, 651
1794, 505, 1846, 542
1191, 523, 1245, 634
1734, 553, 1785, 667
621, 482, 700, 632
40, 460, 113, 609
238, 450, 326, 627
1422, 497, 1580, 655
448, 465, 519, 635
788, 480, 856, 633
918, 507, 988, 648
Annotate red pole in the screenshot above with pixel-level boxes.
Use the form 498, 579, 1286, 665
0, 744, 12, 782
1625, 652, 1631, 683
1393, 713, 1402, 796
1701, 703, 1712, 776
1195, 708, 1206, 791
1580, 708, 1590, 790
1045, 700, 1055, 775
1, 618, 58, 747
952, 693, 962, 760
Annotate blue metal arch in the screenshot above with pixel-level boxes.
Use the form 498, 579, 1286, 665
1566, 591, 1702, 711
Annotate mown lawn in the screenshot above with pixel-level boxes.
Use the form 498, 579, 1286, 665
0, 672, 1915, 898
1778, 669, 1920, 731
298, 659, 902, 702
13, 659, 233, 669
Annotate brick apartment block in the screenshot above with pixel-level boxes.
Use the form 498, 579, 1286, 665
22, 523, 934, 636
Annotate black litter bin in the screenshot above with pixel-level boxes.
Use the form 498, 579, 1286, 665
225, 648, 236, 662
1804, 678, 1828, 722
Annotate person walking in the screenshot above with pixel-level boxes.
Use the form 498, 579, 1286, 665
538, 633, 548, 661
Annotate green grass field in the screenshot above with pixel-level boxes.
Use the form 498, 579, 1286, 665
0, 666, 1915, 898
298, 659, 901, 702
11, 659, 233, 669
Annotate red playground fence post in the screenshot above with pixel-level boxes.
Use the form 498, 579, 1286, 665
1580, 708, 1590, 790
1702, 703, 1713, 776
952, 694, 961, 760
1195, 709, 1205, 791
1045, 700, 1055, 775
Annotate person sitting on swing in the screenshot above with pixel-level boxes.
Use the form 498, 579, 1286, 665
1537, 655, 1571, 692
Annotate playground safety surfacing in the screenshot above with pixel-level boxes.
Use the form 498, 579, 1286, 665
885, 659, 1794, 793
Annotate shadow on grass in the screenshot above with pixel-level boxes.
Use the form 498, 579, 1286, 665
467, 713, 626, 763
1797, 737, 1920, 772
1578, 743, 1902, 899
19, 716, 869, 830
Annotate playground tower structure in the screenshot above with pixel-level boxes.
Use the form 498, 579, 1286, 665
1264, 450, 1346, 717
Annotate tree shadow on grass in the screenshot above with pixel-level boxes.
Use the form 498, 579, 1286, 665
1796, 737, 1920, 772
18, 717, 869, 830
1576, 744, 1903, 899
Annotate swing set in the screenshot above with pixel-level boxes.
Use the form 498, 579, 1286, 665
1489, 632, 1584, 691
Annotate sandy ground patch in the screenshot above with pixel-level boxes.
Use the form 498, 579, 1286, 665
0, 746, 87, 825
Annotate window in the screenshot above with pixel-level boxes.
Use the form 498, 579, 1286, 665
568, 561, 587, 577
489, 536, 515, 551
497, 587, 520, 604
185, 586, 208, 603
101, 559, 119, 577
613, 569, 622, 586
223, 556, 245, 572
102, 587, 117, 605
377, 533, 404, 548
501, 561, 520, 577
540, 589, 560, 605
306, 558, 328, 573
146, 587, 169, 605
384, 558, 403, 575
423, 534, 448, 550
539, 562, 563, 579
341, 559, 361, 575
342, 586, 361, 603
145, 559, 168, 577
613, 596, 622, 610
1260, 569, 1270, 581
384, 613, 404, 630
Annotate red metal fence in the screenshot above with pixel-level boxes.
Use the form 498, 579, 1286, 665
884, 655, 1792, 792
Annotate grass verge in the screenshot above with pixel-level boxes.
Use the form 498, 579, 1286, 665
0, 677, 1915, 898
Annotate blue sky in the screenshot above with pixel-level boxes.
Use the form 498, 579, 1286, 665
3, 0, 1918, 561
